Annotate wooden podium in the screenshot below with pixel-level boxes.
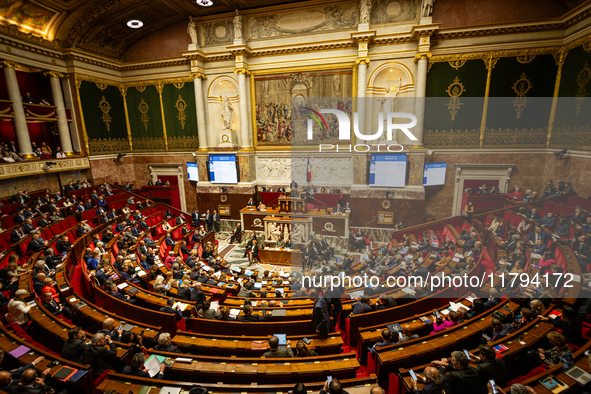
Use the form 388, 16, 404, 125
278, 197, 306, 213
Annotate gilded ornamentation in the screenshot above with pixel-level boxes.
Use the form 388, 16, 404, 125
175, 95, 187, 129
98, 96, 112, 131
448, 57, 466, 70
511, 73, 533, 119
445, 77, 465, 121
583, 40, 591, 53
173, 82, 185, 90
575, 61, 590, 115
423, 129, 480, 149
88, 138, 130, 155
135, 85, 146, 93
550, 126, 591, 149
95, 82, 108, 91
167, 136, 200, 151
516, 54, 536, 63
138, 98, 150, 131
484, 127, 546, 148
132, 137, 165, 151
0, 157, 90, 181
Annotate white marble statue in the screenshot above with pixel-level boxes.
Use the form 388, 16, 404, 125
220, 96, 234, 130
291, 224, 304, 244
378, 79, 402, 142
233, 9, 243, 40
359, 0, 372, 24
422, 0, 434, 17
187, 17, 199, 47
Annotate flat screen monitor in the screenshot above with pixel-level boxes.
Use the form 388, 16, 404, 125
423, 162, 447, 186
187, 162, 199, 182
209, 154, 238, 184
369, 153, 407, 187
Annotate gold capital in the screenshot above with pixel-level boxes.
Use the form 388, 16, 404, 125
43, 71, 64, 79
414, 52, 432, 62
191, 73, 207, 80
234, 68, 250, 76
1, 61, 19, 68
355, 57, 370, 66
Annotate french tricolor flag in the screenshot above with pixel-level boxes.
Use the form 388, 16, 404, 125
307, 157, 311, 181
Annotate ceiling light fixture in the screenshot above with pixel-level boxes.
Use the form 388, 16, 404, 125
196, 0, 213, 6
127, 19, 144, 29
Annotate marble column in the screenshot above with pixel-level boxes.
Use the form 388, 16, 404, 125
2, 62, 33, 157
193, 74, 208, 150
46, 72, 74, 155
412, 54, 428, 148
237, 70, 252, 150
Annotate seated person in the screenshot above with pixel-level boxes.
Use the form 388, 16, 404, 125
262, 335, 294, 358
430, 311, 459, 334
154, 332, 183, 353
369, 329, 392, 356
123, 352, 165, 379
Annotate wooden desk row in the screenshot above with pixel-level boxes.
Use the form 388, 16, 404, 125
171, 330, 343, 357
98, 372, 379, 394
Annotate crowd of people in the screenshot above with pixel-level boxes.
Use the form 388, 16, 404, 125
1, 140, 68, 163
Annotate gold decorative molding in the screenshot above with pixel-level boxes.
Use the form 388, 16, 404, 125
191, 73, 207, 80
168, 136, 200, 151
448, 56, 466, 70
175, 95, 187, 130
0, 158, 90, 181
414, 52, 432, 62
424, 128, 480, 149
234, 68, 251, 75
43, 71, 64, 78
429, 47, 560, 64
138, 98, 150, 131
445, 77, 465, 121
511, 73, 533, 119
173, 82, 185, 90
132, 137, 165, 151
484, 127, 547, 149
98, 96, 112, 131
95, 82, 108, 91
135, 85, 146, 93
355, 57, 370, 66
516, 53, 536, 64
549, 126, 591, 150
575, 61, 590, 116
0, 60, 19, 68
88, 138, 130, 155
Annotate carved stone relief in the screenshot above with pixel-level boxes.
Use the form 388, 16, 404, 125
203, 20, 234, 45
256, 157, 291, 181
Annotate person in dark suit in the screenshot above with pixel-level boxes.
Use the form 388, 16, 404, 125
191, 210, 201, 227
42, 291, 77, 323
154, 332, 183, 353
319, 378, 349, 394
468, 344, 508, 390
204, 210, 213, 232
123, 353, 165, 379
62, 327, 87, 365
230, 223, 242, 244
237, 304, 270, 322
433, 351, 481, 394
369, 329, 393, 356
375, 294, 397, 310
410, 366, 454, 394
213, 210, 221, 233
527, 226, 549, 245
246, 239, 259, 263
164, 232, 175, 247
81, 333, 117, 376
32, 273, 46, 296
56, 235, 72, 254
246, 198, 256, 207
311, 290, 330, 336
27, 234, 47, 253
262, 336, 294, 358
37, 214, 49, 228
10, 226, 25, 243
13, 209, 26, 224
488, 318, 514, 341
160, 297, 184, 322
5, 367, 51, 394
190, 282, 206, 308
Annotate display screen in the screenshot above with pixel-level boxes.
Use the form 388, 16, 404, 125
423, 162, 447, 186
187, 162, 199, 182
369, 153, 407, 187
209, 154, 238, 184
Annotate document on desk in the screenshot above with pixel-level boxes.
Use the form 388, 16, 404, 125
144, 355, 165, 377
172, 302, 189, 311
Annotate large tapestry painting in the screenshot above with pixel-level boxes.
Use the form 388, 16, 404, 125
254, 69, 353, 146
